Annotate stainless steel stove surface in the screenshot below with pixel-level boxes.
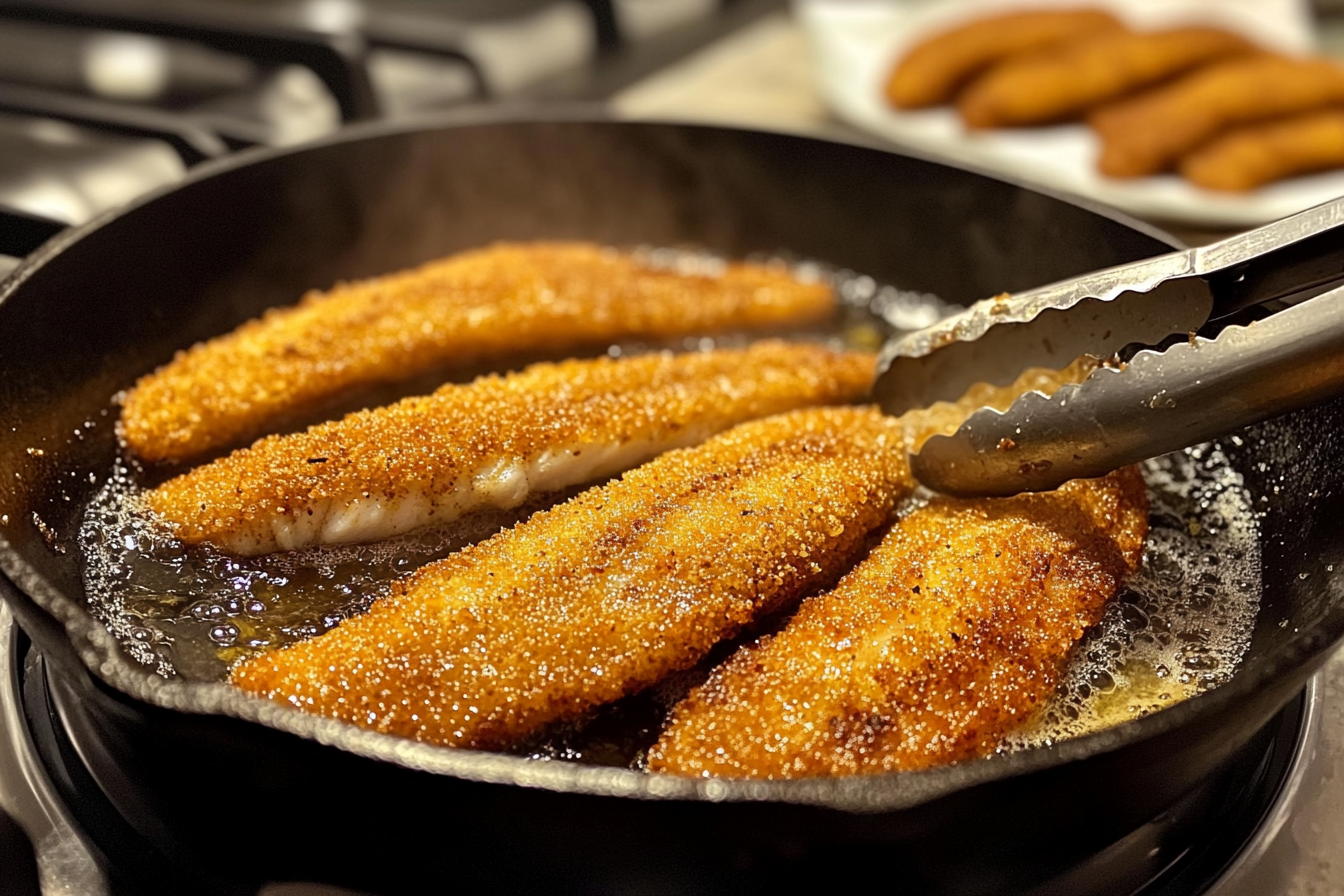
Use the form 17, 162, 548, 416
2, 3, 1344, 894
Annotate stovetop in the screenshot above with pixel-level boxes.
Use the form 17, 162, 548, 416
3, 3, 1344, 893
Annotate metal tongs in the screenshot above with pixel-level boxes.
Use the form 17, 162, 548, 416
874, 195, 1344, 497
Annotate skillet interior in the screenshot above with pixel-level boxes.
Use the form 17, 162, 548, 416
3, 114, 1344, 893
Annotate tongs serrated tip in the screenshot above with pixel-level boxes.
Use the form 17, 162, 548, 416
873, 254, 1211, 417
887, 196, 1344, 498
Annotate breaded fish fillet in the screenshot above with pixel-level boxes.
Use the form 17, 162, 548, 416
146, 343, 876, 556
1090, 55, 1344, 178
229, 407, 912, 750
958, 27, 1253, 129
886, 8, 1123, 110
648, 467, 1148, 779
1181, 109, 1344, 192
119, 243, 835, 463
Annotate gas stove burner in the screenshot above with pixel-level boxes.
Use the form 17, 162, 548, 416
0, 603, 1323, 896
0, 0, 785, 241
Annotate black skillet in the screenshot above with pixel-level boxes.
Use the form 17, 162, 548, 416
2, 111, 1343, 895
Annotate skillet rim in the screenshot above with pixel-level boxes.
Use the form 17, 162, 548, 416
1, 102, 1181, 293
2, 108, 1341, 814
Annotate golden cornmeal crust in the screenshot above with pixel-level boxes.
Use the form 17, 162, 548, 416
119, 242, 836, 463
1090, 55, 1344, 178
957, 27, 1253, 129
885, 8, 1123, 110
146, 343, 877, 555
228, 407, 912, 750
647, 466, 1149, 779
225, 355, 1103, 752
900, 353, 1101, 453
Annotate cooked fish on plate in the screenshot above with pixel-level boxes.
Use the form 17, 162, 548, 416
957, 26, 1253, 129
885, 7, 1123, 109
801, 0, 1336, 225
1181, 109, 1344, 192
1090, 54, 1344, 178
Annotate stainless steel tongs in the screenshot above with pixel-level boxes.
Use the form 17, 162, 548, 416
874, 195, 1344, 497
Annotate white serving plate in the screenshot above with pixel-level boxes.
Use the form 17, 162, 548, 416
798, 0, 1340, 228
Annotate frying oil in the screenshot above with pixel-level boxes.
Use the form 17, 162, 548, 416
77, 441, 1262, 757
78, 458, 572, 680
1003, 442, 1260, 749
73, 254, 1260, 759
74, 254, 924, 684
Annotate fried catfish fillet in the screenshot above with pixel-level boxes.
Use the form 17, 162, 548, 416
885, 8, 1123, 110
119, 243, 835, 463
648, 466, 1148, 779
227, 357, 1102, 751
228, 407, 912, 750
146, 343, 876, 556
958, 27, 1253, 129
1181, 109, 1344, 191
1090, 55, 1344, 178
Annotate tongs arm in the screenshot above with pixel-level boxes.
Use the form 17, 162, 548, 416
1198, 195, 1344, 318
882, 196, 1344, 497
912, 284, 1344, 496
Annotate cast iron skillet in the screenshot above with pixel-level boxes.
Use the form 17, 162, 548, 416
2, 112, 1343, 895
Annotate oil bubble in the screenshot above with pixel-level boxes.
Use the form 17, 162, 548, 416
1006, 445, 1260, 749
209, 623, 239, 645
